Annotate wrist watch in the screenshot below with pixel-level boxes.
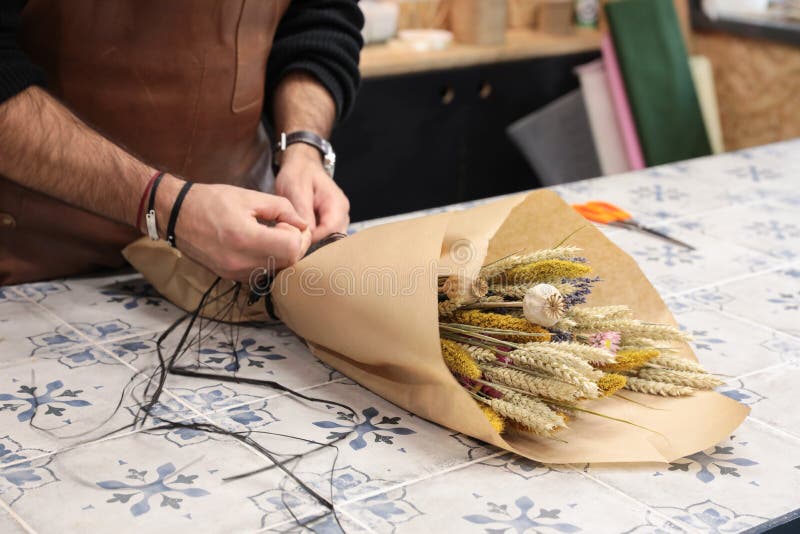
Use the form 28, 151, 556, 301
274, 131, 336, 178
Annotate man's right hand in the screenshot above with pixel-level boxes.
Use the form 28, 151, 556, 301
155, 175, 312, 283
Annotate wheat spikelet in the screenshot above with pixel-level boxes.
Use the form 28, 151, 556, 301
460, 344, 496, 364
480, 365, 584, 402
547, 341, 616, 364
637, 368, 723, 390
567, 306, 634, 325
458, 342, 600, 395
649, 354, 706, 373
512, 345, 601, 395
480, 246, 583, 280
624, 376, 695, 396
572, 319, 689, 343
518, 343, 602, 378
485, 386, 566, 435
489, 284, 529, 299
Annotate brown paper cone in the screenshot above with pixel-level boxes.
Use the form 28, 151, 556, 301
124, 190, 748, 463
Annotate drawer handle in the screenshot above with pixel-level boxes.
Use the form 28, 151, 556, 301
441, 87, 455, 105
479, 81, 492, 99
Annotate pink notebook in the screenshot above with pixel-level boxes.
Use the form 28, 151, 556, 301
601, 34, 645, 170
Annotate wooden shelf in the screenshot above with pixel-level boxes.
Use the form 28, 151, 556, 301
360, 28, 602, 78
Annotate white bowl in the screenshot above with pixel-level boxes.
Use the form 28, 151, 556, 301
397, 29, 454, 52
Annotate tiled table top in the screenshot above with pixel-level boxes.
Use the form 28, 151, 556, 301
2, 139, 799, 534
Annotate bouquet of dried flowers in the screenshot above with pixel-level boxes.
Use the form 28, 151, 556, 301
125, 190, 748, 463
437, 246, 723, 438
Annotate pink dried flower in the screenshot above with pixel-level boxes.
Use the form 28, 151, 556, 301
588, 331, 621, 354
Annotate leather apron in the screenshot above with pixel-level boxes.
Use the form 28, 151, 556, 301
0, 0, 290, 285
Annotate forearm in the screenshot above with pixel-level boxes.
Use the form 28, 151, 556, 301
0, 86, 155, 227
272, 72, 336, 139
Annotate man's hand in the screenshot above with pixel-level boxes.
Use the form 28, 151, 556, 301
156, 175, 312, 283
272, 72, 350, 240
274, 144, 350, 241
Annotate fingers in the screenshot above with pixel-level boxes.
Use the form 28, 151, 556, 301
249, 222, 311, 271
251, 193, 307, 231
276, 171, 317, 235
313, 186, 350, 241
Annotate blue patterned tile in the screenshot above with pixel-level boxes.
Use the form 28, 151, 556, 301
660, 202, 800, 261
733, 362, 800, 439
100, 325, 344, 409
687, 267, 800, 338
341, 458, 669, 534
0, 291, 73, 367
665, 297, 800, 378
1, 429, 328, 532
0, 505, 27, 533
221, 380, 497, 508
0, 356, 190, 457
605, 228, 773, 297
582, 419, 800, 531
27, 273, 184, 340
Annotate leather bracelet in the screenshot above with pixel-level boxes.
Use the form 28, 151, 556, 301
135, 171, 161, 231
145, 172, 166, 240
166, 182, 193, 248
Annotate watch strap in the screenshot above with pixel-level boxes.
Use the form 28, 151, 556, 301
274, 131, 336, 178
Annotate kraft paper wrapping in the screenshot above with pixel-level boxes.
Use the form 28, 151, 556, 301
123, 190, 748, 464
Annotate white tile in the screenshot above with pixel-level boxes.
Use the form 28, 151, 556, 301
732, 362, 800, 439
24, 273, 184, 341
1, 430, 327, 532
660, 201, 800, 261
666, 298, 800, 378
687, 267, 800, 338
97, 324, 343, 410
341, 458, 679, 534
606, 226, 772, 296
215, 380, 499, 507
0, 356, 190, 456
0, 289, 76, 368
581, 419, 800, 531
0, 503, 29, 534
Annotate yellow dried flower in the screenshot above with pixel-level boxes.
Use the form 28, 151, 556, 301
597, 373, 627, 396
440, 339, 481, 379
450, 310, 552, 342
504, 259, 592, 284
477, 402, 506, 433
600, 349, 659, 372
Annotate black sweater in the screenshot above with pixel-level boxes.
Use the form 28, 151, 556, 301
0, 0, 364, 122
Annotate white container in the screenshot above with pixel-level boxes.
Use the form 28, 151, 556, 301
397, 29, 454, 52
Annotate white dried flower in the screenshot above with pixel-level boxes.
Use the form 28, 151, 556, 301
523, 284, 565, 328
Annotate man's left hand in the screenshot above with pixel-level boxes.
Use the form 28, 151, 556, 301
274, 143, 350, 242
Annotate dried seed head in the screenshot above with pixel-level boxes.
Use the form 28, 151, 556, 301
441, 275, 488, 304
523, 284, 566, 327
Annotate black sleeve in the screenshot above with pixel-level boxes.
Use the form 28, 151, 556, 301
0, 0, 46, 105
265, 0, 364, 126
